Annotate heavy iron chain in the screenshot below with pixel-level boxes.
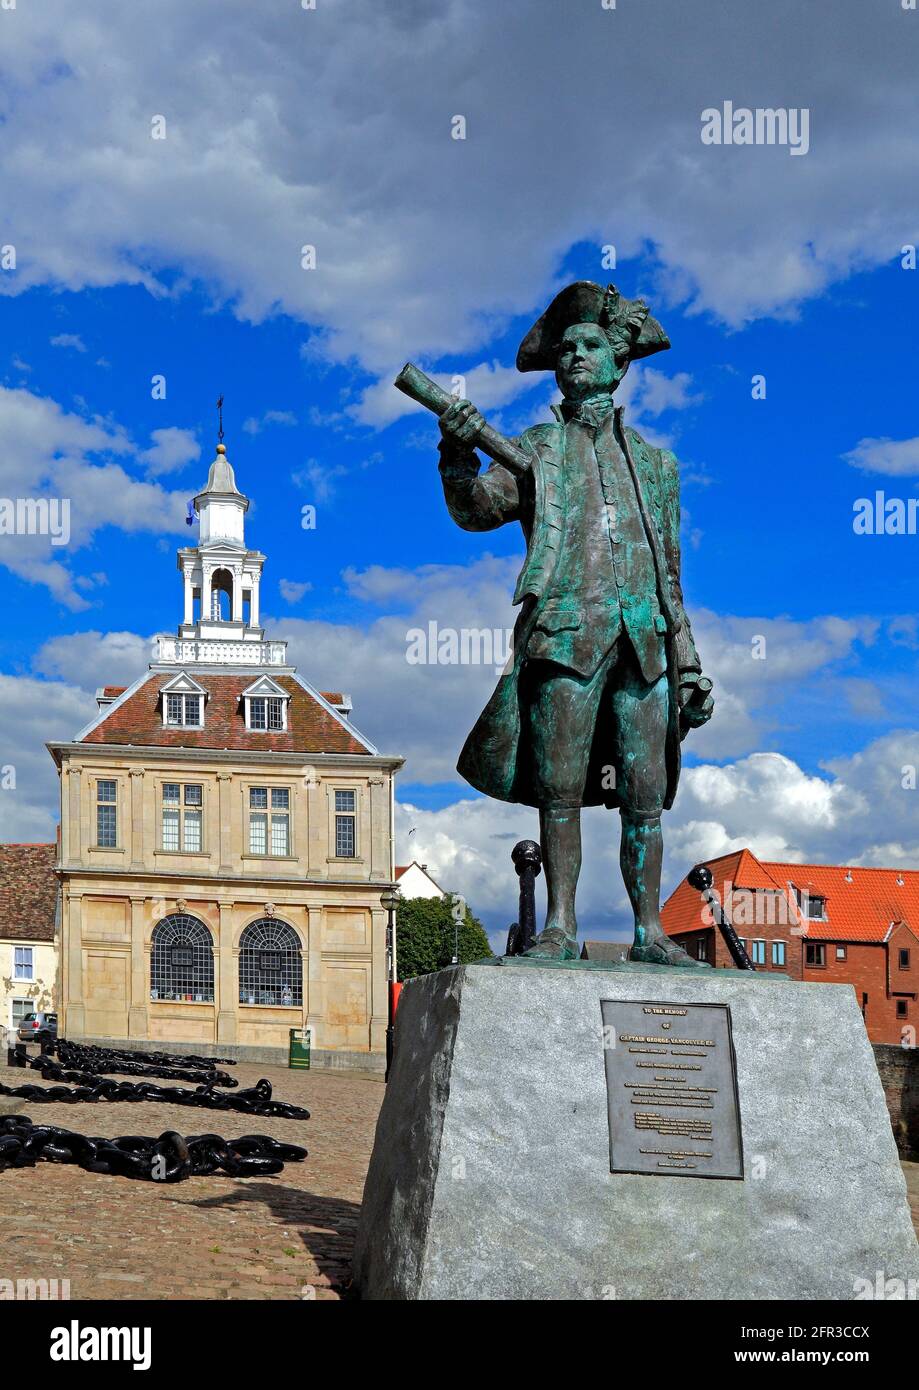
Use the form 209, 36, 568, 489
0, 1074, 310, 1120
54, 1040, 238, 1070
20, 1048, 239, 1089
0, 1115, 307, 1182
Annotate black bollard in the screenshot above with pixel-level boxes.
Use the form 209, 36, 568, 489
687, 863, 756, 970
510, 840, 542, 955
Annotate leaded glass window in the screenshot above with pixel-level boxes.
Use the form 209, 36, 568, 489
150, 914, 214, 1002
239, 919, 302, 1007
96, 779, 117, 848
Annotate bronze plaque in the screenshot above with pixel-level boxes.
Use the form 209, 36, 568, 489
600, 999, 744, 1180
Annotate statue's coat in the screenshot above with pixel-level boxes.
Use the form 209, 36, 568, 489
440, 409, 701, 810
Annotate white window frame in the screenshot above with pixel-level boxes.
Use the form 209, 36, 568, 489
164, 693, 204, 728
10, 997, 34, 1029
247, 785, 292, 858
96, 778, 118, 848
13, 946, 34, 980
333, 787, 357, 859
245, 695, 288, 732
161, 782, 204, 853
771, 939, 786, 967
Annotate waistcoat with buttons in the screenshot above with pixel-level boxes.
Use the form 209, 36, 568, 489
524, 404, 666, 683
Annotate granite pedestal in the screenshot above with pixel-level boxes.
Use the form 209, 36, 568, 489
353, 958, 919, 1300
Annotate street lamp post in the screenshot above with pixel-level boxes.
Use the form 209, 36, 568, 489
380, 886, 401, 1080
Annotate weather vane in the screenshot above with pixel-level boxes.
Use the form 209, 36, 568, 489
216, 393, 225, 444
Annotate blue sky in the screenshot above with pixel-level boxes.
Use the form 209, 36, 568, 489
1, 0, 918, 940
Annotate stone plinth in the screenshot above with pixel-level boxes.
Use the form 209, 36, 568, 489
354, 959, 919, 1300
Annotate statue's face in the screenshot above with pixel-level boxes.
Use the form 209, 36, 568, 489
555, 322, 620, 401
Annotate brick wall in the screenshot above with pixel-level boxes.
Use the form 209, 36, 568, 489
872, 1044, 919, 1160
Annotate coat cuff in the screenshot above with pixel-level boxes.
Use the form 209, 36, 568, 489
438, 438, 481, 480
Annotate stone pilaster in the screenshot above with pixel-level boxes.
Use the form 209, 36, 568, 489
216, 902, 237, 1044
67, 766, 82, 864
64, 893, 85, 1036
128, 896, 149, 1037
217, 772, 233, 873
368, 776, 386, 881
370, 906, 389, 1052
305, 905, 323, 1048
129, 768, 144, 869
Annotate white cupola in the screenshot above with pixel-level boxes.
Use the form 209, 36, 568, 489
153, 430, 288, 668
194, 443, 248, 546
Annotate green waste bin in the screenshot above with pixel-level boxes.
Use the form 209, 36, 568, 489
289, 1026, 311, 1070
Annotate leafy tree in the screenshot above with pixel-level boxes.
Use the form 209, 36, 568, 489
396, 894, 493, 982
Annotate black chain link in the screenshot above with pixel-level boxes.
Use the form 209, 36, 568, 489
53, 1041, 238, 1069
0, 1074, 310, 1120
0, 1116, 307, 1182
26, 1050, 238, 1089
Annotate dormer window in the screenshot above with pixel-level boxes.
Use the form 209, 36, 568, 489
793, 887, 827, 921
166, 693, 204, 727
160, 672, 208, 729
242, 676, 290, 732
249, 696, 285, 731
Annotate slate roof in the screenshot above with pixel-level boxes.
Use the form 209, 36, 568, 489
0, 844, 58, 942
80, 673, 372, 755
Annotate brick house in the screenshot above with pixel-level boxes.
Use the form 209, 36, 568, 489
47, 437, 403, 1068
661, 848, 919, 1045
0, 843, 58, 1031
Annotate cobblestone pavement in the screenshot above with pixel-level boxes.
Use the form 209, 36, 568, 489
0, 1057, 383, 1301
1, 1056, 916, 1301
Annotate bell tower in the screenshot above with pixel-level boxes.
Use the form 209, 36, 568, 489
155, 430, 287, 667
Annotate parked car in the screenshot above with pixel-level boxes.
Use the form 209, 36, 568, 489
17, 1011, 57, 1044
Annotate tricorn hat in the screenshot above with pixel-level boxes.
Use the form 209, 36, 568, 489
516, 280, 670, 372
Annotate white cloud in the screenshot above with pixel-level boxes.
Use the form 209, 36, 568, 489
49, 333, 86, 353
279, 579, 312, 604
354, 360, 540, 430
395, 739, 919, 938
0, 385, 191, 607
243, 410, 298, 436
138, 427, 201, 477
685, 610, 879, 759
0, 674, 96, 842
843, 436, 919, 477
33, 630, 155, 692
0, 0, 914, 383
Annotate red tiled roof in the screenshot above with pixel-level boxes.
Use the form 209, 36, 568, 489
321, 691, 343, 704
102, 686, 126, 698
662, 848, 919, 944
761, 861, 919, 943
395, 865, 409, 877
0, 844, 58, 942
82, 674, 369, 755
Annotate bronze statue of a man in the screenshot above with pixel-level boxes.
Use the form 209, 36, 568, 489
437, 281, 714, 965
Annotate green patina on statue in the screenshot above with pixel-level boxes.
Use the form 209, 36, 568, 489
434, 281, 714, 966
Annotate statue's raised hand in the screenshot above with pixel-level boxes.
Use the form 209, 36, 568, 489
439, 399, 486, 449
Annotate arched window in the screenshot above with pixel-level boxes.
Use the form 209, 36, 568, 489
210, 567, 233, 621
239, 918, 302, 1007
150, 914, 215, 1002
